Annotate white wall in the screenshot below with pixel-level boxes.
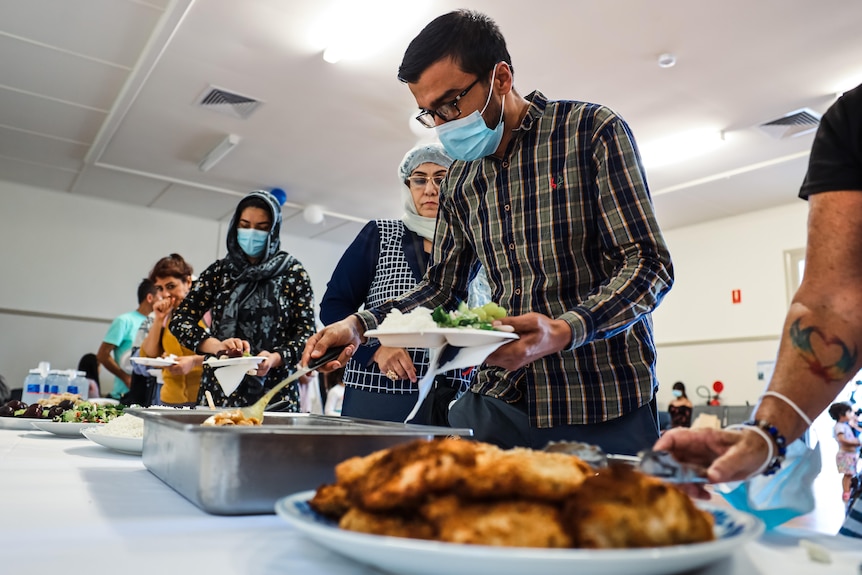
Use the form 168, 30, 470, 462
0, 182, 347, 392
653, 202, 809, 409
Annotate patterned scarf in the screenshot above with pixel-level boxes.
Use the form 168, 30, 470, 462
217, 190, 293, 353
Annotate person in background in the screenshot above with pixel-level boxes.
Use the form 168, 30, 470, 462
140, 254, 204, 407
126, 312, 160, 406
323, 366, 346, 416
77, 353, 101, 399
829, 402, 860, 502
654, 84, 862, 496
304, 10, 673, 455
171, 190, 316, 409
0, 374, 9, 404
98, 278, 157, 400
319, 143, 481, 425
668, 381, 693, 428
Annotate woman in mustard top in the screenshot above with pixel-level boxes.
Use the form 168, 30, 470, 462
140, 254, 204, 405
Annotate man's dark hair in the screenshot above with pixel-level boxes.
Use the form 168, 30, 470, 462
829, 401, 852, 421
137, 277, 156, 304
398, 9, 513, 84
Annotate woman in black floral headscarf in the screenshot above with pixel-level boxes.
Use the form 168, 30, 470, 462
171, 190, 316, 409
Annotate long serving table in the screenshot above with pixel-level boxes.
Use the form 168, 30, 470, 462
1, 428, 859, 575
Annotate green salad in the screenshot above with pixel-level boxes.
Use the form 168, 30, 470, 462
58, 401, 125, 423
431, 302, 507, 330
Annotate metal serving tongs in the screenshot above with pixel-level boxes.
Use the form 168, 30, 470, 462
203, 346, 345, 425
543, 441, 708, 484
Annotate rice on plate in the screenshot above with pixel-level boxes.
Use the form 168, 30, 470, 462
87, 413, 143, 438
377, 307, 437, 331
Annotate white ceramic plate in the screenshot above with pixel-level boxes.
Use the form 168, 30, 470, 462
364, 327, 519, 349
205, 356, 266, 368
0, 416, 52, 431
275, 491, 763, 575
30, 421, 104, 437
81, 427, 143, 455
130, 357, 177, 367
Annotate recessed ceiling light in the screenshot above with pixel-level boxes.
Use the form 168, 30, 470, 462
309, 0, 433, 64
640, 129, 725, 169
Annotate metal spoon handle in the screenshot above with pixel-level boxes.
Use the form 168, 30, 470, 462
240, 346, 346, 420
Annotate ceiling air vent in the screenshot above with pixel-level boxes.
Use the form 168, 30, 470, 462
758, 108, 821, 139
197, 86, 262, 119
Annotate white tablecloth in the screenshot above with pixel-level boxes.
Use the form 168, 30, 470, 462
1, 429, 859, 575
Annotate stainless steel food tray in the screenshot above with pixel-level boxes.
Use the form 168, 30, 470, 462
128, 409, 472, 515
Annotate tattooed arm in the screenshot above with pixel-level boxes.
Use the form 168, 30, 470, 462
759, 191, 862, 438
655, 192, 862, 489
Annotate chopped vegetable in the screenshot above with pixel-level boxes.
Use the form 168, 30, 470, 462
58, 401, 125, 423
431, 302, 507, 330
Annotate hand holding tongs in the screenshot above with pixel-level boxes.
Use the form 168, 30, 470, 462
544, 441, 708, 484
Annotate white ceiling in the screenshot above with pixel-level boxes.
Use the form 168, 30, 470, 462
2, 0, 861, 244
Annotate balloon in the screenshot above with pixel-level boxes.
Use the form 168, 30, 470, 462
713, 380, 724, 393
303, 204, 325, 224
270, 188, 287, 206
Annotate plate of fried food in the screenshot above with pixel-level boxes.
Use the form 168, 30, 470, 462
274, 438, 763, 575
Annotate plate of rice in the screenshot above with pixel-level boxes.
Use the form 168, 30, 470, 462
82, 413, 144, 455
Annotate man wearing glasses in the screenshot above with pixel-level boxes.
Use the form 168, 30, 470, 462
304, 9, 673, 456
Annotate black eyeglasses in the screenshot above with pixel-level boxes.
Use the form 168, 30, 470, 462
415, 78, 481, 128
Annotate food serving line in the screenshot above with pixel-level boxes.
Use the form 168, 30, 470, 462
0, 418, 859, 575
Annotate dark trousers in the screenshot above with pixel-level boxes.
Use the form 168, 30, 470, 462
120, 372, 158, 407
448, 391, 660, 455
341, 382, 457, 427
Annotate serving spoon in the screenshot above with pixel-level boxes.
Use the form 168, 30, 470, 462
203, 346, 345, 425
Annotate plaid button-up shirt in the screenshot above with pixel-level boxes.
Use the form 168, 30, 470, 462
359, 91, 673, 427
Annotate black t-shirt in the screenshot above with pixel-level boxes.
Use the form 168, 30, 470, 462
799, 83, 862, 199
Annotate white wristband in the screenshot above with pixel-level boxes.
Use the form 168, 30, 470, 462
760, 390, 813, 428
727, 423, 774, 478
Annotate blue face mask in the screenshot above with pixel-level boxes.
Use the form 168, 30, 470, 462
236, 228, 268, 258
716, 432, 821, 530
436, 67, 506, 161
672, 389, 683, 398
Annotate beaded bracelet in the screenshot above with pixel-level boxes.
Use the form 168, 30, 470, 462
742, 419, 788, 476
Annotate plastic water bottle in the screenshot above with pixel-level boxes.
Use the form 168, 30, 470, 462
21, 369, 45, 405
66, 370, 89, 400
44, 370, 69, 400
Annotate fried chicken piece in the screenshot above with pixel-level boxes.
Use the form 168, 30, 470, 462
421, 495, 573, 548
334, 445, 393, 485
342, 438, 483, 511
562, 464, 715, 548
339, 507, 435, 540
460, 446, 594, 502
201, 409, 260, 426
308, 483, 351, 519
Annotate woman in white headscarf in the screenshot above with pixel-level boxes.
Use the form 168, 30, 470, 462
320, 143, 487, 424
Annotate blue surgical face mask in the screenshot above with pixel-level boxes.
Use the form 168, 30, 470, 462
672, 389, 683, 398
436, 66, 506, 161
716, 432, 821, 530
236, 228, 268, 258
